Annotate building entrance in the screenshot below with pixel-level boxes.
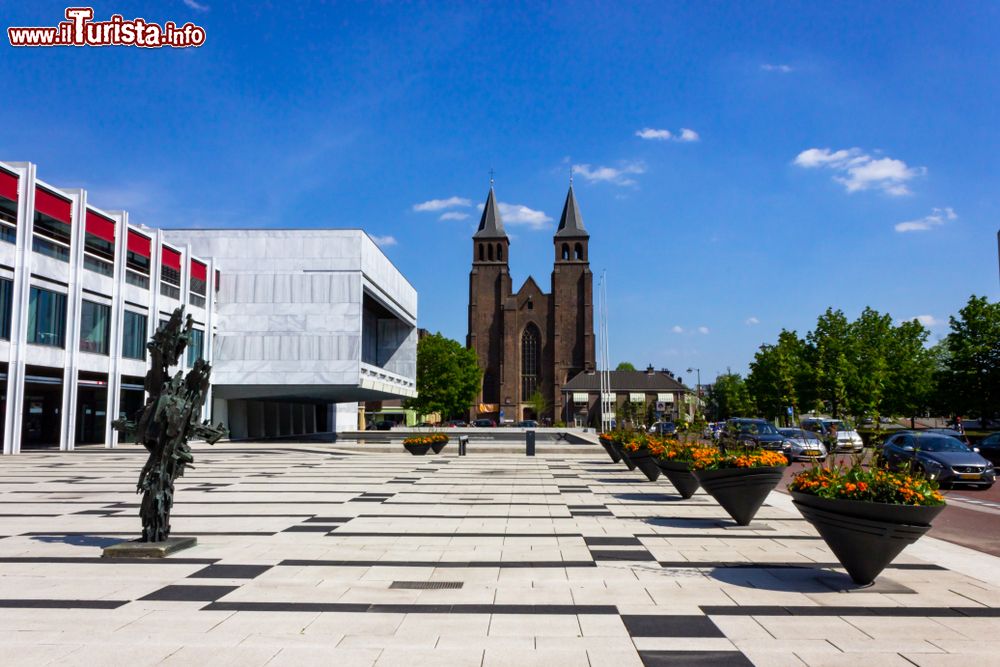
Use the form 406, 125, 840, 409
76, 373, 108, 445
21, 367, 63, 450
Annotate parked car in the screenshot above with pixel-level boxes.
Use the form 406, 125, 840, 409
925, 428, 971, 446
777, 428, 829, 462
881, 431, 995, 489
444, 420, 466, 428
977, 432, 1000, 467
720, 418, 785, 451
371, 420, 394, 431
649, 421, 676, 435
472, 418, 496, 427
515, 419, 538, 428
800, 418, 864, 453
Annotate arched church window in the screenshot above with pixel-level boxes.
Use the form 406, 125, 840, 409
497, 244, 503, 261
478, 244, 484, 261
561, 244, 570, 261
521, 324, 540, 398
488, 244, 494, 261
574, 243, 584, 260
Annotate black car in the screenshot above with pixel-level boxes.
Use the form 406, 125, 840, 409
515, 420, 538, 428
720, 418, 785, 451
371, 420, 394, 431
977, 432, 1000, 467
882, 431, 995, 489
472, 418, 496, 427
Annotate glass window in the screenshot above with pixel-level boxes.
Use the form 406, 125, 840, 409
33, 211, 70, 245
521, 324, 540, 398
27, 286, 67, 347
0, 278, 12, 339
0, 197, 16, 243
126, 250, 149, 275
79, 300, 111, 355
122, 310, 147, 360
187, 328, 204, 366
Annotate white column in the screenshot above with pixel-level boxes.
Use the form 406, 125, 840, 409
60, 188, 86, 452
2, 162, 33, 455
104, 211, 127, 448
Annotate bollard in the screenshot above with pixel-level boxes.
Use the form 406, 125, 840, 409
526, 430, 535, 457
459, 435, 468, 456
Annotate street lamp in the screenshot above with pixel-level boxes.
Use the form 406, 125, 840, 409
686, 367, 702, 416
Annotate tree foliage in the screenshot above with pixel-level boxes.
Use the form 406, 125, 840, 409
936, 295, 1000, 421
706, 372, 754, 420
615, 361, 637, 371
404, 333, 482, 421
738, 296, 998, 422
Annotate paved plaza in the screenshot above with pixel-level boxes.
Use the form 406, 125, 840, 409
1, 444, 999, 666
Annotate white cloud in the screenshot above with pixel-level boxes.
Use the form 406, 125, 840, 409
671, 325, 685, 334
894, 207, 957, 233
914, 315, 943, 327
793, 147, 925, 196
761, 63, 793, 73
183, 0, 209, 11
369, 234, 397, 248
697, 326, 710, 335
572, 161, 646, 187
678, 128, 699, 142
635, 128, 699, 143
745, 316, 760, 326
412, 196, 472, 212
438, 211, 469, 221
636, 128, 673, 140
497, 202, 551, 229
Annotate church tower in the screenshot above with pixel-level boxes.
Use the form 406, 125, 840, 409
467, 186, 511, 411
550, 185, 595, 422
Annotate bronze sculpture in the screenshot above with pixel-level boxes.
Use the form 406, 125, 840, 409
112, 307, 227, 543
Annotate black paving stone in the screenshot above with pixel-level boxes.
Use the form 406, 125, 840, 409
639, 651, 753, 666
188, 564, 272, 579
140, 585, 238, 602
584, 536, 642, 546
589, 549, 656, 561
622, 614, 724, 638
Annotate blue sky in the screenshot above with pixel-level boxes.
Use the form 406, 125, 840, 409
3, 1, 998, 385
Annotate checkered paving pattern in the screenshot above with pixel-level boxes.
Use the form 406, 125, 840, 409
0, 445, 998, 666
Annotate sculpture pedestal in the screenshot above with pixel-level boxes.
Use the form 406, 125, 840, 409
102, 536, 197, 558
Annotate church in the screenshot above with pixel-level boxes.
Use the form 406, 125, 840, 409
467, 184, 595, 424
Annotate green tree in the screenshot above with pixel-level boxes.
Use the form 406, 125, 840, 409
526, 390, 549, 420
846, 307, 893, 421
747, 329, 808, 423
883, 318, 935, 420
706, 372, 754, 420
615, 361, 637, 371
806, 308, 852, 417
404, 333, 482, 421
939, 296, 1000, 421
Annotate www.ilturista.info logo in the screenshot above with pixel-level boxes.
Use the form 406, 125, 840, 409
8, 7, 206, 48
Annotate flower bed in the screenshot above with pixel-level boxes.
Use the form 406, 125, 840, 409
402, 433, 449, 447
788, 465, 944, 506
686, 446, 789, 471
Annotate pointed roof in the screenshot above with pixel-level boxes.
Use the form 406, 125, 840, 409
473, 187, 507, 239
555, 185, 588, 238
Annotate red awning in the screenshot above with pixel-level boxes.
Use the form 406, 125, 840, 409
34, 187, 71, 223
0, 170, 17, 202
85, 210, 115, 242
161, 246, 181, 270
127, 230, 151, 257
190, 259, 207, 281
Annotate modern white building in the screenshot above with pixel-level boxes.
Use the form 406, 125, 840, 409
0, 160, 417, 454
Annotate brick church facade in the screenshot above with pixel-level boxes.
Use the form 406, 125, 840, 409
467, 185, 595, 423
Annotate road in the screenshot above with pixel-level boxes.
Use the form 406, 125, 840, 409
778, 458, 1000, 557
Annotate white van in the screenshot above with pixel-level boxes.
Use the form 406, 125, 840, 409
800, 418, 864, 453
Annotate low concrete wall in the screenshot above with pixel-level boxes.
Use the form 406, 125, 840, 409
339, 427, 599, 446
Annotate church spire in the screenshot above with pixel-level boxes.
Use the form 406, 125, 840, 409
555, 185, 588, 238
473, 185, 507, 239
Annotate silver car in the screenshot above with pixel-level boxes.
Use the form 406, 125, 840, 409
778, 428, 828, 462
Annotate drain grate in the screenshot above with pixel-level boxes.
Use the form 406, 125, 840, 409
390, 581, 463, 590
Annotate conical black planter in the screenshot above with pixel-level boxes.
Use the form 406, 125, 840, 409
404, 443, 431, 455
599, 437, 622, 463
627, 450, 661, 482
657, 459, 699, 499
693, 466, 784, 526
617, 444, 637, 471
431, 441, 448, 454
791, 491, 944, 585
